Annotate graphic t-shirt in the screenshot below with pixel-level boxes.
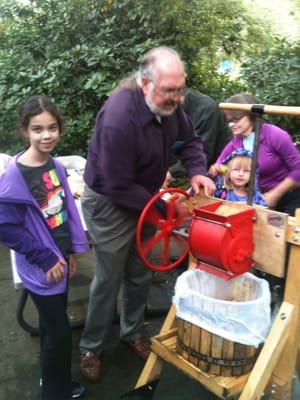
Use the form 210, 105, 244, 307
18, 158, 71, 257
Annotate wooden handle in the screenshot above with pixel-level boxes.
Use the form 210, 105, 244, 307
219, 103, 300, 116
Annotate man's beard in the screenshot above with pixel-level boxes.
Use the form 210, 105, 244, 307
145, 93, 178, 117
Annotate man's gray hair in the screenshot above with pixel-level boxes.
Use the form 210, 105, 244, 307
136, 46, 185, 84
110, 46, 185, 96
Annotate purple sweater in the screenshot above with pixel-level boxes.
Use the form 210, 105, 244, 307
216, 123, 300, 192
0, 154, 89, 295
84, 87, 207, 211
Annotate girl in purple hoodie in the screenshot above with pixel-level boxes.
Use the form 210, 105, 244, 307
0, 96, 89, 400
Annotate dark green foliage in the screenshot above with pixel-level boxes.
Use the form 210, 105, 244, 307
241, 39, 300, 146
0, 0, 298, 156
0, 0, 175, 154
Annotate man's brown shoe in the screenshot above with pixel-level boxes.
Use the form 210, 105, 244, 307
80, 351, 101, 382
122, 338, 150, 361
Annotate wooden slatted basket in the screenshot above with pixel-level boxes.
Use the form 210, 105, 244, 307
176, 317, 260, 376
174, 270, 269, 377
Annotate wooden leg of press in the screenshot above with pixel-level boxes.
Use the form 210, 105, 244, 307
135, 305, 177, 388
272, 210, 300, 400
135, 352, 164, 388
135, 254, 197, 389
238, 302, 293, 400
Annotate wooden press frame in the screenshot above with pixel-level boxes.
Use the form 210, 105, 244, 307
134, 104, 300, 399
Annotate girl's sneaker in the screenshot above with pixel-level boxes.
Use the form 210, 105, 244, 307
71, 381, 85, 398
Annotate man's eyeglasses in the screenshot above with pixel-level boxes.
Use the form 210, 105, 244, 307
150, 79, 187, 98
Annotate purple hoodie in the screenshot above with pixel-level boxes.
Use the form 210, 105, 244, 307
0, 153, 89, 295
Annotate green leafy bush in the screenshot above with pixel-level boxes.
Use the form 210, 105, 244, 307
0, 0, 293, 156
241, 39, 300, 145
0, 0, 174, 154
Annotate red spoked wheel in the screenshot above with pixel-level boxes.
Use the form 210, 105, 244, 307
136, 188, 190, 272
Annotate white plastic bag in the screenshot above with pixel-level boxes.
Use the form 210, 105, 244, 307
173, 269, 271, 347
56, 155, 86, 196
0, 153, 12, 176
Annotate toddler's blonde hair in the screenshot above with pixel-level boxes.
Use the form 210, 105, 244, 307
224, 156, 252, 191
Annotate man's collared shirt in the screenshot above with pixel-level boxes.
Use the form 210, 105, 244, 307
84, 87, 207, 211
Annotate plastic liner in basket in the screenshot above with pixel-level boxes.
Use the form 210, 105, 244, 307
173, 269, 271, 347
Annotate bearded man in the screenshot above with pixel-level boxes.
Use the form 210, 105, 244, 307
79, 46, 215, 382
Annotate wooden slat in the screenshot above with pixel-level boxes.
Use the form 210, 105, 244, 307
182, 320, 192, 361
218, 103, 300, 116
135, 305, 177, 388
135, 351, 164, 388
189, 321, 201, 366
251, 207, 287, 277
151, 329, 249, 399
221, 339, 234, 376
209, 334, 223, 375
271, 209, 300, 398
239, 301, 294, 400
232, 343, 245, 377
199, 328, 211, 372
152, 327, 177, 342
242, 346, 257, 374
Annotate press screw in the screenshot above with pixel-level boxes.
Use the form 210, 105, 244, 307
292, 236, 299, 242
294, 227, 300, 233
275, 232, 281, 238
280, 313, 287, 320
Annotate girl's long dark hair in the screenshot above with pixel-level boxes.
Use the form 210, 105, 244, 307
19, 95, 64, 135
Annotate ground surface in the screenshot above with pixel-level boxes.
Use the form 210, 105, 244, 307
0, 243, 299, 399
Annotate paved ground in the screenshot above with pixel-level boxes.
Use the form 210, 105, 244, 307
0, 243, 299, 400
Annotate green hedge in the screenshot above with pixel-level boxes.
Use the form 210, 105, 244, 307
1, 0, 296, 156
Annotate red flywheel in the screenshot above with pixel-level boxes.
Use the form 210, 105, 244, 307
136, 188, 190, 271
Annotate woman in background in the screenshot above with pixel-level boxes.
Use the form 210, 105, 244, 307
209, 93, 300, 216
